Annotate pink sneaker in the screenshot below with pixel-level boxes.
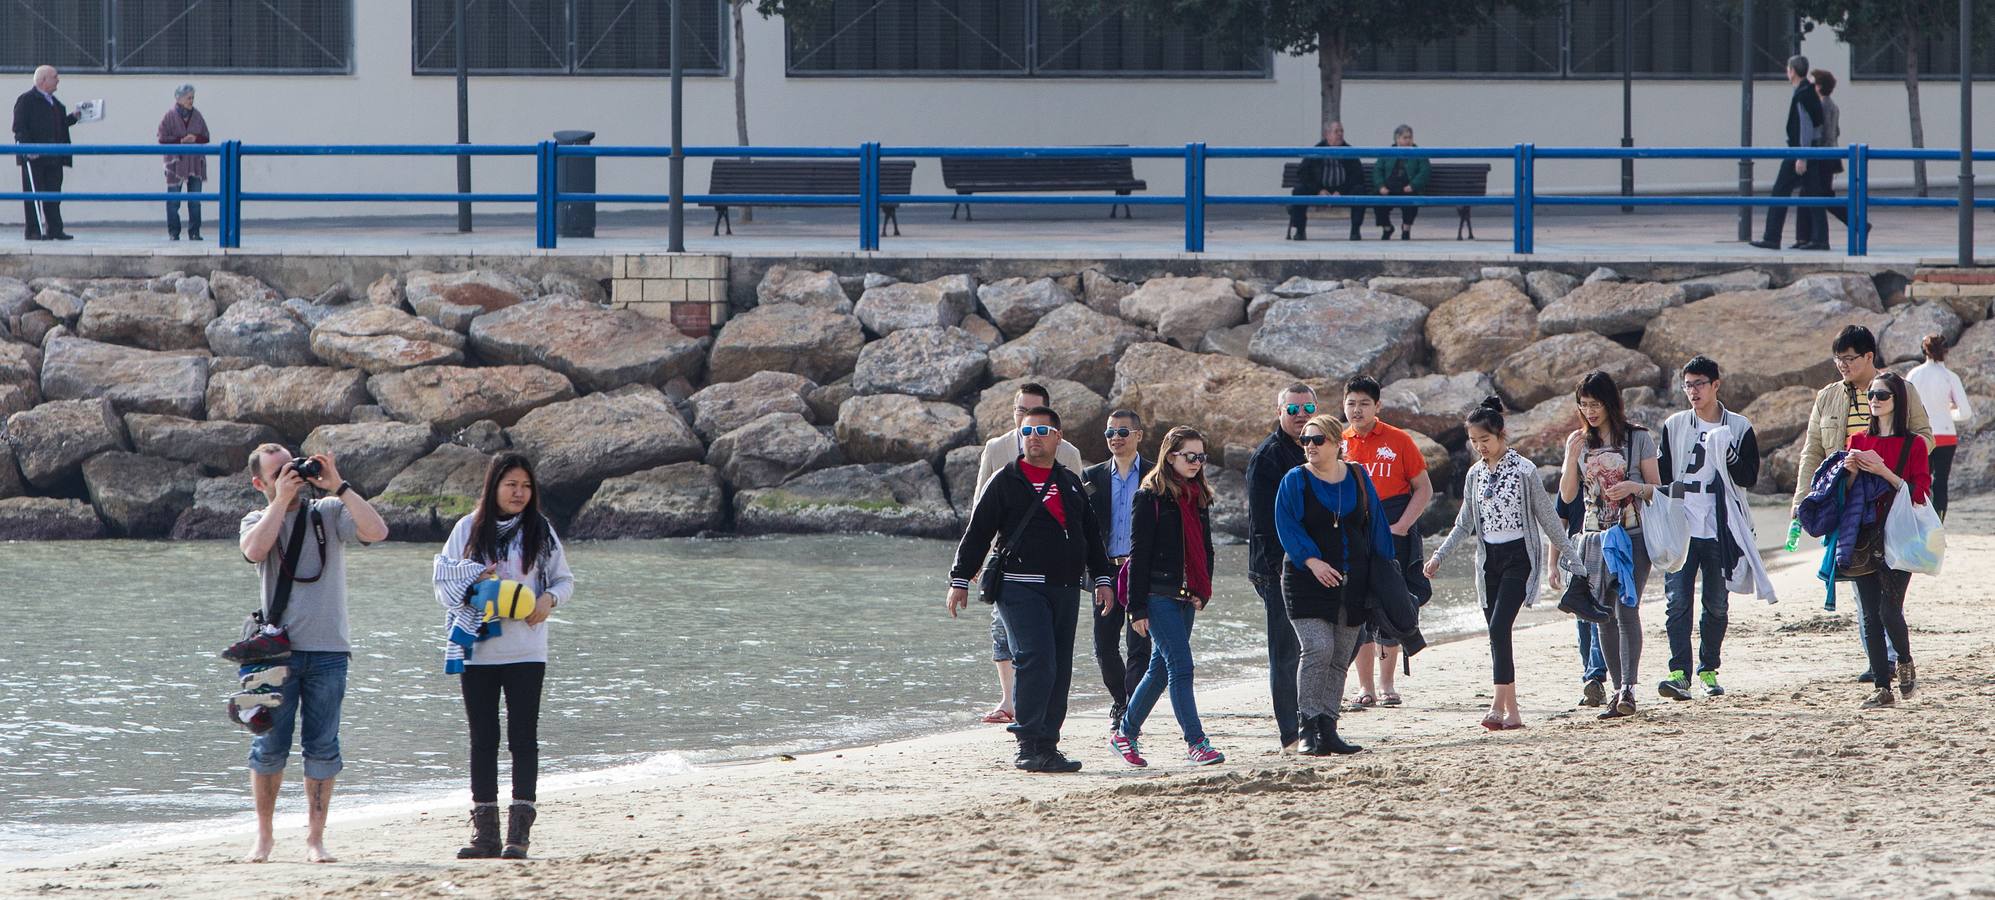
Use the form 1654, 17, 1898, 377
1109, 731, 1147, 768
1185, 739, 1225, 766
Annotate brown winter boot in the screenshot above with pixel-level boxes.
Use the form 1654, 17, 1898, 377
501, 802, 537, 859
456, 804, 500, 859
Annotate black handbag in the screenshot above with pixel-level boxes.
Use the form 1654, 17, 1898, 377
980, 471, 1057, 604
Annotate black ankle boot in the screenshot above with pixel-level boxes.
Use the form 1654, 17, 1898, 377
1298, 714, 1326, 756
456, 804, 501, 859
1321, 715, 1363, 754
501, 802, 536, 859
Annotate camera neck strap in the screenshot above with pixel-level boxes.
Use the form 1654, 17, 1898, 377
265, 503, 326, 628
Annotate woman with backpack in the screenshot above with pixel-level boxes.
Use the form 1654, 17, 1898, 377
1108, 426, 1224, 768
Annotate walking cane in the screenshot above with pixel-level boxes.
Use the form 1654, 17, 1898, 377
23, 159, 46, 237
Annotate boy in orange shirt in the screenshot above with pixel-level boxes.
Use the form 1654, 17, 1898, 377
1341, 375, 1434, 707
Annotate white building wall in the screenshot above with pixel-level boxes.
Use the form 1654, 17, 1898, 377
15, 7, 1993, 224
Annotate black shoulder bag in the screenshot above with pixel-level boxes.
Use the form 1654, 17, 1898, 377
980, 472, 1057, 604
222, 503, 325, 662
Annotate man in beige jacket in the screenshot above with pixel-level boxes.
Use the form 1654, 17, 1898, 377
970, 382, 1084, 724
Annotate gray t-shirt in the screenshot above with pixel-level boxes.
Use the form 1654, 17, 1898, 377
240, 497, 366, 653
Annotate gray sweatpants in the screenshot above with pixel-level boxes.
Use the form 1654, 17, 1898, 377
1599, 539, 1652, 691
1292, 617, 1362, 720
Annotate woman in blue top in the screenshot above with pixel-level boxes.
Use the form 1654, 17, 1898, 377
1275, 414, 1394, 756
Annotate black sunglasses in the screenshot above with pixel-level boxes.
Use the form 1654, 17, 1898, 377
1104, 427, 1136, 439
1297, 434, 1331, 446
1285, 403, 1316, 416
1172, 451, 1209, 464
1866, 390, 1894, 401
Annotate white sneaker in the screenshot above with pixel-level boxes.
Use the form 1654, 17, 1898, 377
231, 690, 284, 709
240, 665, 289, 691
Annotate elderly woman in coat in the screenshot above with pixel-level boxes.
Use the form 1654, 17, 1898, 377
157, 84, 210, 241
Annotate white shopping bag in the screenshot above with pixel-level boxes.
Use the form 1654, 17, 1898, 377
1882, 489, 1946, 576
1640, 488, 1690, 575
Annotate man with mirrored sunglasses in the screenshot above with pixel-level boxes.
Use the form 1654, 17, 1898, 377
1083, 410, 1152, 730
1246, 382, 1319, 750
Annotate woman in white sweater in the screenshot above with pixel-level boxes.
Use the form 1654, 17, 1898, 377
1907, 333, 1976, 518
433, 452, 574, 861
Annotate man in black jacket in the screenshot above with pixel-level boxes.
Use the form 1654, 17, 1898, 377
13, 66, 79, 241
1287, 121, 1368, 242
1082, 409, 1152, 730
1245, 383, 1316, 749
948, 407, 1116, 773
1751, 56, 1828, 251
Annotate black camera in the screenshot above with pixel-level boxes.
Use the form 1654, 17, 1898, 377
289, 456, 324, 480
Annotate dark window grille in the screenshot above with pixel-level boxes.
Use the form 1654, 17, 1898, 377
1350, 7, 1563, 77
1852, 28, 1995, 79
1034, 4, 1268, 76
575, 0, 726, 73
411, 0, 728, 75
1349, 0, 1795, 79
2, 0, 350, 73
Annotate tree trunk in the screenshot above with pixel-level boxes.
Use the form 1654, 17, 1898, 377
732, 0, 755, 222
1317, 29, 1347, 129
1905, 19, 1929, 196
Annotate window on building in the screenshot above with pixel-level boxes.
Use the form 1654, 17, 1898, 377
2, 0, 351, 73
785, 0, 1269, 77
1348, 0, 1795, 79
1349, 7, 1562, 77
411, 0, 728, 75
1852, 29, 1995, 79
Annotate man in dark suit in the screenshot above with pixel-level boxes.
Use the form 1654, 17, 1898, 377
13, 66, 79, 241
1083, 410, 1153, 729
1751, 55, 1827, 251
1287, 121, 1369, 242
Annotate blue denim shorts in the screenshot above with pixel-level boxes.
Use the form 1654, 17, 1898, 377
248, 649, 349, 780
989, 604, 1013, 662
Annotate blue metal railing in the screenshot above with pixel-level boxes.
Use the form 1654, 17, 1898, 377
3, 140, 1987, 255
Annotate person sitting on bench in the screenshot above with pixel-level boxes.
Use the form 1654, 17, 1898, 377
1288, 121, 1368, 242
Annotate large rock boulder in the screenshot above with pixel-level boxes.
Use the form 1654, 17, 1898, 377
204, 301, 315, 367
310, 305, 466, 374
1207, 466, 1250, 540
853, 275, 976, 336
1754, 435, 1809, 497
987, 303, 1154, 396
851, 327, 988, 400
569, 462, 728, 538
367, 365, 574, 432
756, 265, 852, 312
1379, 372, 1495, 445
505, 387, 705, 499
708, 304, 865, 385
1081, 269, 1137, 317
81, 451, 201, 537
39, 335, 209, 419
1639, 286, 1892, 399
1365, 276, 1468, 310
4, 398, 128, 490
468, 297, 708, 393
734, 462, 960, 538
1878, 301, 1964, 366
833, 394, 974, 467
0, 277, 35, 326
0, 497, 105, 540
170, 475, 269, 539
1524, 270, 1579, 308
1425, 280, 1539, 374
539, 271, 606, 306
207, 366, 373, 442
978, 277, 1075, 339
76, 290, 217, 351
404, 270, 537, 331
1950, 319, 1995, 394
208, 271, 282, 312
1494, 332, 1663, 411
686, 372, 817, 441
943, 444, 983, 513
1112, 342, 1316, 455
974, 377, 1111, 461
0, 441, 21, 499
1947, 431, 1995, 497
1787, 272, 1883, 313
1540, 281, 1687, 337
300, 422, 440, 496
706, 412, 841, 489
33, 289, 84, 326
1271, 276, 1342, 299
1249, 287, 1428, 383
1741, 385, 1817, 450
374, 443, 493, 538
0, 338, 40, 420
1673, 268, 1772, 302
125, 414, 281, 476
1505, 397, 1582, 466
1119, 276, 1244, 347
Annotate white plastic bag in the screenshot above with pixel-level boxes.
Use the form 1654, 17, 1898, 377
1883, 489, 1946, 575
1640, 488, 1690, 575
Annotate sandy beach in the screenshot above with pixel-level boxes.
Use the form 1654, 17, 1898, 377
11, 500, 1995, 899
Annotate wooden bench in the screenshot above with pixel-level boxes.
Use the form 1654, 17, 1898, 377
1280, 161, 1492, 239
703, 159, 917, 236
940, 153, 1147, 220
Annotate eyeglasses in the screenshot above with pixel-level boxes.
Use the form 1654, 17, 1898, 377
1172, 451, 1209, 464
1297, 434, 1331, 446
1833, 353, 1866, 366
1019, 425, 1057, 436
1104, 427, 1135, 439
1682, 379, 1713, 391
1285, 403, 1316, 416
1866, 390, 1894, 401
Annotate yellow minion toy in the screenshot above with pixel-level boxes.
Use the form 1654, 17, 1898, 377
471, 578, 538, 621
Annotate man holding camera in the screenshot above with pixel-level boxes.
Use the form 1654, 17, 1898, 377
237, 444, 389, 863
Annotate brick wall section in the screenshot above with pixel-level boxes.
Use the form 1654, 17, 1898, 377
609, 254, 730, 338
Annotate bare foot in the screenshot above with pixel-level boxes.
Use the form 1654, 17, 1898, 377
244, 836, 272, 863
304, 841, 337, 864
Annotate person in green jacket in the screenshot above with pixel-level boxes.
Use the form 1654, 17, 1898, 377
1373, 124, 1430, 240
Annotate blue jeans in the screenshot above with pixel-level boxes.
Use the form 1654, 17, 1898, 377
167, 176, 202, 237
1576, 621, 1606, 683
1120, 595, 1204, 745
1664, 537, 1730, 675
994, 582, 1079, 746
248, 649, 348, 780
1254, 574, 1300, 745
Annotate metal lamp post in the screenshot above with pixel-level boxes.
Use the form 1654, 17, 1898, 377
669, 0, 686, 252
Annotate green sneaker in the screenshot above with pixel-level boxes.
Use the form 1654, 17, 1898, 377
1658, 670, 1692, 701
1699, 671, 1725, 697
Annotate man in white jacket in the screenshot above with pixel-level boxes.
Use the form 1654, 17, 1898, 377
1655, 356, 1774, 701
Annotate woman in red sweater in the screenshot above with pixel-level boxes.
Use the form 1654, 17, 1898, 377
1844, 371, 1931, 709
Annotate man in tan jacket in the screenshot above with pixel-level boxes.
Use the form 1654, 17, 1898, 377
970, 382, 1084, 725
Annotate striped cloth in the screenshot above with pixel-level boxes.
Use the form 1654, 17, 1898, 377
433, 517, 521, 674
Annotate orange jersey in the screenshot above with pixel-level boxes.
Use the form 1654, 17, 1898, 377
1342, 420, 1426, 500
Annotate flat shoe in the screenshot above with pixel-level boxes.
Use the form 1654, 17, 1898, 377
1380, 692, 1402, 708
1480, 714, 1504, 731
980, 708, 1014, 724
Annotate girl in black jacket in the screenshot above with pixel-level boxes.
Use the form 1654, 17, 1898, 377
1109, 426, 1224, 768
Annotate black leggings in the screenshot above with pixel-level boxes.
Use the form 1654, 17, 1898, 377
461, 662, 545, 804
1855, 570, 1913, 682
1481, 539, 1531, 685
1930, 443, 1956, 518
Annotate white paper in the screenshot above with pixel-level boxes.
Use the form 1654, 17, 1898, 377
73, 99, 104, 123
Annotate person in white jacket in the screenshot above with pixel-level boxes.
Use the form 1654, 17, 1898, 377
1906, 333, 1976, 519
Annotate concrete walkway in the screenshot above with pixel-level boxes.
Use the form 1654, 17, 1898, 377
5, 204, 1985, 265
